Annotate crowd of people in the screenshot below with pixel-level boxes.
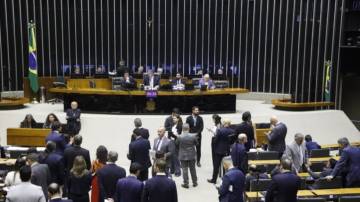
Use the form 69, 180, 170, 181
5, 103, 360, 202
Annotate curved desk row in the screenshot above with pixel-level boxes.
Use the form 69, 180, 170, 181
272, 99, 335, 110
0, 98, 29, 109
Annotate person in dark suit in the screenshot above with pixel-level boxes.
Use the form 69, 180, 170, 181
39, 141, 65, 186
266, 116, 287, 158
186, 106, 204, 167
166, 113, 182, 176
143, 70, 160, 90
164, 108, 180, 133
128, 131, 152, 181
153, 127, 175, 176
177, 124, 198, 188
217, 156, 245, 202
265, 158, 301, 202
245, 164, 269, 191
48, 183, 73, 202
208, 120, 235, 184
234, 111, 255, 151
97, 151, 126, 201
45, 121, 67, 155
121, 71, 136, 89
64, 135, 91, 174
307, 158, 337, 179
115, 163, 144, 202
171, 73, 185, 90
66, 101, 81, 135
67, 156, 92, 202
230, 134, 248, 173
326, 137, 360, 187
142, 159, 178, 202
27, 153, 51, 200
131, 118, 150, 142
305, 134, 321, 152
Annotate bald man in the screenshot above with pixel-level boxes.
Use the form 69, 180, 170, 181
230, 134, 248, 173
153, 127, 175, 175
65, 101, 81, 135
266, 116, 287, 158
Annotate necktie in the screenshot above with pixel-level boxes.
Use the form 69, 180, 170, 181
156, 138, 162, 151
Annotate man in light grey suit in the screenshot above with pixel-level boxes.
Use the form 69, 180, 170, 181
177, 123, 198, 188
283, 133, 308, 172
153, 127, 175, 175
266, 116, 287, 158
27, 153, 51, 200
6, 165, 46, 202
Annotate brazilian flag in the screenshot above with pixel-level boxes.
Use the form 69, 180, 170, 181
324, 61, 331, 102
28, 22, 39, 93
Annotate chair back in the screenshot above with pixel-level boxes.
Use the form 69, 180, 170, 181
310, 149, 330, 158
249, 179, 272, 191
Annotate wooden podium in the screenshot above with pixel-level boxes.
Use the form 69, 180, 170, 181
7, 128, 50, 147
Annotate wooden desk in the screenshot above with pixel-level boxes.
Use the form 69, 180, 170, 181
255, 128, 271, 147
0, 158, 16, 166
272, 99, 334, 110
249, 157, 340, 166
7, 128, 50, 147
246, 190, 314, 200
0, 98, 29, 109
321, 142, 360, 149
313, 188, 360, 196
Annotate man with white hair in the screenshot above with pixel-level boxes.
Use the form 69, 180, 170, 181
198, 73, 215, 89
208, 120, 235, 184
283, 133, 308, 172
230, 134, 248, 173
266, 116, 287, 158
217, 156, 245, 202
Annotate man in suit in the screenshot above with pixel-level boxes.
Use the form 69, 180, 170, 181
121, 71, 136, 89
65, 101, 81, 135
208, 120, 235, 184
131, 118, 150, 142
198, 74, 216, 89
116, 163, 144, 202
48, 183, 72, 202
186, 106, 204, 167
266, 116, 287, 157
234, 111, 255, 150
305, 134, 321, 152
265, 158, 301, 202
153, 127, 174, 175
45, 121, 67, 155
171, 73, 185, 90
63, 135, 91, 172
97, 151, 126, 201
177, 123, 198, 188
143, 70, 160, 90
128, 131, 152, 181
39, 141, 65, 186
6, 165, 46, 202
142, 159, 178, 202
283, 133, 308, 173
230, 134, 248, 173
27, 153, 51, 200
326, 137, 360, 187
217, 156, 245, 202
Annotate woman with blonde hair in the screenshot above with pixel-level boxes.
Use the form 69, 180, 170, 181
67, 155, 92, 202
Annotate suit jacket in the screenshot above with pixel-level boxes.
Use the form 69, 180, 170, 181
63, 145, 91, 174
6, 182, 46, 202
45, 131, 67, 155
143, 75, 160, 87
214, 127, 235, 155
121, 76, 136, 88
171, 79, 185, 87
142, 174, 178, 202
218, 168, 245, 202
39, 152, 65, 185
66, 108, 81, 134
267, 123, 287, 153
49, 198, 73, 202
177, 132, 197, 161
283, 142, 308, 172
306, 141, 321, 151
131, 128, 150, 142
164, 116, 174, 132
97, 163, 126, 200
331, 146, 360, 186
185, 115, 204, 134
234, 122, 255, 151
167, 123, 182, 140
67, 172, 92, 196
265, 171, 301, 202
116, 175, 143, 202
31, 163, 51, 199
198, 78, 216, 89
153, 136, 174, 166
230, 143, 248, 173
128, 137, 152, 169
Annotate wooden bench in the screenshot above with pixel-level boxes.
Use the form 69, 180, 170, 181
248, 156, 340, 166
321, 141, 360, 150
7, 128, 51, 147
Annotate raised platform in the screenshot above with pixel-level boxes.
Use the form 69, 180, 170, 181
0, 98, 29, 109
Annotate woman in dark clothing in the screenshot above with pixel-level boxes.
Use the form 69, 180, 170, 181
20, 114, 37, 128
208, 114, 222, 169
67, 155, 92, 202
168, 114, 182, 176
43, 113, 60, 129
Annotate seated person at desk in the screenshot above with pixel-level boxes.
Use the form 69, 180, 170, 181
172, 73, 185, 90
198, 74, 215, 89
95, 66, 106, 74
306, 158, 337, 179
20, 114, 38, 128
143, 70, 160, 90
120, 71, 136, 89
43, 113, 60, 129
305, 134, 321, 152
